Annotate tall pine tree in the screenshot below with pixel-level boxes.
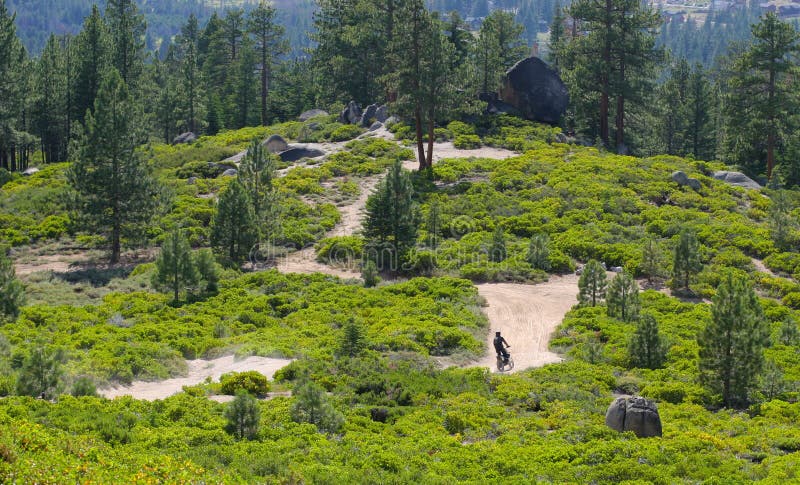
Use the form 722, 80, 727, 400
68, 69, 161, 264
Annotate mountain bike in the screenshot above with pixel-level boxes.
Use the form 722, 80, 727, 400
496, 349, 514, 372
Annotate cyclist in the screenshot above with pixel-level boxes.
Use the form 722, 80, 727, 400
493, 331, 510, 364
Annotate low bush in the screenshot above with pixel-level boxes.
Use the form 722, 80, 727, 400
219, 371, 270, 397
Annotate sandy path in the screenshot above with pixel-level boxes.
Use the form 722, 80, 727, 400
474, 274, 580, 373
15, 254, 77, 276
752, 257, 776, 277
100, 355, 292, 401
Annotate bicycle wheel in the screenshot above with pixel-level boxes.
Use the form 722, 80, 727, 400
506, 357, 514, 371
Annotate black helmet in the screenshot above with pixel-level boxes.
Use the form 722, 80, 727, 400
495, 331, 501, 336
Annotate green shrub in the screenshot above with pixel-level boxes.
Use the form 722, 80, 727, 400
219, 371, 270, 397
447, 121, 476, 137
329, 124, 364, 142
453, 135, 482, 150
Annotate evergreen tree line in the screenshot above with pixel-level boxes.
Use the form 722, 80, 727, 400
4, 0, 800, 184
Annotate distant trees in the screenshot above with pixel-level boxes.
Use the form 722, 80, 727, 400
291, 379, 344, 434
699, 271, 770, 408
248, 1, 287, 126
578, 259, 607, 306
475, 10, 527, 93
152, 229, 218, 303
68, 69, 162, 264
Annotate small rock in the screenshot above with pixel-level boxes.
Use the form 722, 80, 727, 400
611, 266, 623, 273
672, 170, 701, 192
369, 121, 383, 132
221, 168, 238, 177
279, 146, 326, 162
173, 132, 197, 144
263, 134, 289, 154
384, 116, 399, 126
298, 109, 328, 121
22, 167, 40, 176
187, 176, 198, 185
554, 132, 568, 144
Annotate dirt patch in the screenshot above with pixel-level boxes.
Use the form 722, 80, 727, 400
471, 275, 581, 373
100, 355, 292, 401
752, 258, 777, 277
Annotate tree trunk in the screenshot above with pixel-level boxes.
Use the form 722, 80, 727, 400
766, 66, 776, 180
414, 107, 425, 171
425, 116, 435, 169
260, 40, 268, 126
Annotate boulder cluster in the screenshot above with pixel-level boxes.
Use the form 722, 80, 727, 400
339, 101, 390, 128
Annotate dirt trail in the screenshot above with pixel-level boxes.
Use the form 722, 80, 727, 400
100, 355, 292, 401
474, 275, 579, 373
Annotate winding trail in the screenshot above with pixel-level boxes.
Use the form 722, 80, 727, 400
100, 355, 292, 401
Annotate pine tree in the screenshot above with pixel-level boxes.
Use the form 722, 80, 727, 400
238, 139, 279, 241
224, 390, 261, 440
211, 180, 257, 266
640, 237, 665, 284
337, 318, 367, 358
361, 260, 380, 288
578, 259, 607, 306
0, 0, 29, 171
475, 10, 527, 94
686, 63, 716, 160
363, 160, 417, 271
178, 15, 203, 134
628, 313, 667, 369
724, 12, 799, 180
778, 315, 800, 346
16, 345, 64, 399
0, 250, 24, 320
490, 224, 507, 262
527, 232, 551, 271
105, 0, 146, 88
194, 248, 219, 293
548, 2, 565, 70
564, 0, 661, 149
671, 228, 702, 292
699, 271, 770, 408
426, 198, 441, 249
290, 379, 344, 434
247, 1, 287, 126
72, 6, 110, 124
68, 69, 162, 264
152, 229, 198, 303
607, 272, 640, 322
768, 190, 795, 251
33, 35, 68, 163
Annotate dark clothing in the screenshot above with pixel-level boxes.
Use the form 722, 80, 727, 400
493, 335, 510, 361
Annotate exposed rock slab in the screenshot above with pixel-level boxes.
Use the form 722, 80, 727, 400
605, 396, 663, 438
713, 170, 762, 190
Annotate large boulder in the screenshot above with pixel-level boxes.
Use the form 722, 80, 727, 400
498, 57, 569, 124
360, 104, 379, 127
339, 101, 362, 125
479, 92, 521, 117
713, 171, 762, 190
605, 396, 662, 438
173, 132, 197, 145
279, 146, 325, 162
375, 105, 389, 123
263, 134, 289, 154
671, 170, 702, 191
298, 109, 328, 121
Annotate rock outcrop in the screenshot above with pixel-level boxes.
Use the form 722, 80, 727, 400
713, 171, 762, 190
173, 132, 197, 145
498, 57, 569, 124
671, 170, 702, 191
298, 109, 329, 121
263, 134, 289, 154
279, 146, 325, 162
339, 101, 362, 125
605, 396, 662, 438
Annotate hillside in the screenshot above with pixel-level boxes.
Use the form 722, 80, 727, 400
2, 116, 800, 482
